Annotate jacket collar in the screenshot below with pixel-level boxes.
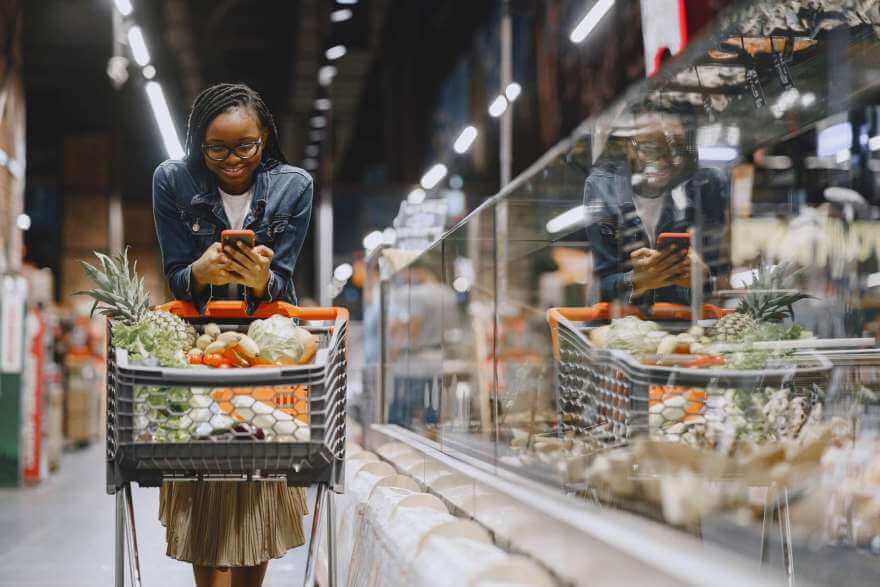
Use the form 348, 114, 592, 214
189, 161, 270, 227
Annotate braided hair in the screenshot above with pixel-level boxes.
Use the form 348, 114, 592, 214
183, 82, 287, 172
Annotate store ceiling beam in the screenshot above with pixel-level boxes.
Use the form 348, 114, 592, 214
163, 0, 202, 106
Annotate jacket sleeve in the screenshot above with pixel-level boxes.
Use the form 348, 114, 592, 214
584, 175, 634, 303
152, 164, 212, 313
245, 175, 313, 313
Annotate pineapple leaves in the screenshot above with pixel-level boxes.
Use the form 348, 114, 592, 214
737, 261, 814, 323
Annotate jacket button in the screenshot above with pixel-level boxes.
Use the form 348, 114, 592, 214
192, 223, 200, 232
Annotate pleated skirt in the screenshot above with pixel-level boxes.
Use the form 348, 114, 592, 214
159, 480, 309, 568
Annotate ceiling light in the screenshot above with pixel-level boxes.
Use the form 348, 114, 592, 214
362, 231, 383, 250
453, 126, 478, 154
869, 136, 880, 151
698, 145, 738, 162
407, 188, 426, 204
546, 205, 587, 234
570, 0, 615, 43
16, 214, 30, 231
800, 92, 816, 107
449, 174, 464, 190
303, 158, 319, 170
452, 277, 471, 293
305, 145, 320, 157
319, 65, 337, 86
142, 65, 156, 79
314, 98, 331, 111
420, 164, 447, 190
835, 149, 851, 164
114, 0, 133, 17
145, 82, 184, 159
127, 25, 150, 66
817, 122, 852, 158
325, 45, 347, 61
488, 95, 508, 117
330, 9, 353, 22
309, 130, 326, 142
382, 228, 397, 245
310, 116, 327, 128
337, 0, 358, 4
333, 263, 353, 282
504, 82, 522, 102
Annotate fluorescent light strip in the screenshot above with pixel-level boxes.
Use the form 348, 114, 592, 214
420, 164, 448, 190
145, 82, 184, 159
114, 0, 133, 17
488, 95, 508, 117
407, 188, 426, 204
546, 205, 587, 234
325, 45, 347, 60
127, 25, 151, 66
330, 9, 353, 22
570, 0, 615, 44
697, 145, 738, 162
505, 82, 522, 102
453, 126, 478, 154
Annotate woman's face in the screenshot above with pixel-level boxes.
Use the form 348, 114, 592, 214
202, 107, 268, 193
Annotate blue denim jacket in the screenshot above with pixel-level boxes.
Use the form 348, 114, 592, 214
583, 159, 729, 306
152, 158, 313, 314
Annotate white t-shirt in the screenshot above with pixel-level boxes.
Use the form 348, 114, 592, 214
632, 194, 665, 247
219, 186, 254, 230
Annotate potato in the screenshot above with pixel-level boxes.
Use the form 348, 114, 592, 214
204, 323, 221, 338
196, 334, 214, 351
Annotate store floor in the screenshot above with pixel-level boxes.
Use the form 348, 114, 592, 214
0, 443, 313, 586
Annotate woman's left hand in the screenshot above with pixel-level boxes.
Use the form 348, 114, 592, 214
673, 250, 709, 289
224, 242, 274, 298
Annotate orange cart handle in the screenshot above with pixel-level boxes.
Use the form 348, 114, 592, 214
155, 300, 348, 322
549, 303, 729, 323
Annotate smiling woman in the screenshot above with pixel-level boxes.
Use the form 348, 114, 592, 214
150, 83, 313, 587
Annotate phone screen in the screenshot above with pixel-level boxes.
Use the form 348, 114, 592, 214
221, 230, 255, 251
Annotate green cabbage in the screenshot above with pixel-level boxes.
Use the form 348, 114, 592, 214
247, 315, 304, 364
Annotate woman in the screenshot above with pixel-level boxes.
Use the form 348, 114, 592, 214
152, 83, 312, 587
584, 112, 728, 307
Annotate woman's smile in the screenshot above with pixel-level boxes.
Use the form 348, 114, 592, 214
220, 165, 247, 179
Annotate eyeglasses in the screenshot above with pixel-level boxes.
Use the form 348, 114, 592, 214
201, 139, 263, 162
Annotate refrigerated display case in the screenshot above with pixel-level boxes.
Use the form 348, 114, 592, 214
366, 0, 880, 583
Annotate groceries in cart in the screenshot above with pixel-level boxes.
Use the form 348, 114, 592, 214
78, 249, 320, 444
586, 263, 816, 372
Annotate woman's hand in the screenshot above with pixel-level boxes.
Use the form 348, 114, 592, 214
672, 251, 709, 289
191, 243, 234, 290
630, 247, 689, 296
224, 242, 274, 298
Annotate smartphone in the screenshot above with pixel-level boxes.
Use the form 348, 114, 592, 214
656, 232, 690, 254
221, 229, 256, 251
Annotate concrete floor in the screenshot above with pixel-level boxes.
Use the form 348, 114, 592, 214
0, 443, 313, 586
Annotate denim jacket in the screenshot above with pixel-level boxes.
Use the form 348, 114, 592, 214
152, 158, 313, 315
583, 159, 729, 307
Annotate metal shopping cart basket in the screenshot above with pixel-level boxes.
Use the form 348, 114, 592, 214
546, 303, 834, 448
106, 300, 348, 587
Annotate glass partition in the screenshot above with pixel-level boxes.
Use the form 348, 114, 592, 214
378, 0, 880, 580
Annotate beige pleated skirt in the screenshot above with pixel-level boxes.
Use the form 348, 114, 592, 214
159, 481, 309, 568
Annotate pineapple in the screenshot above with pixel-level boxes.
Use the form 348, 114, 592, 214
76, 248, 196, 363
736, 262, 812, 323
714, 262, 811, 342
714, 312, 758, 342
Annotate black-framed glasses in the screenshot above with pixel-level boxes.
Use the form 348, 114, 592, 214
201, 139, 263, 161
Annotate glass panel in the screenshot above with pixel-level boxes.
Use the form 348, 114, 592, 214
494, 147, 592, 481
440, 206, 497, 463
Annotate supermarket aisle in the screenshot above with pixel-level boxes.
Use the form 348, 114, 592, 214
0, 444, 313, 586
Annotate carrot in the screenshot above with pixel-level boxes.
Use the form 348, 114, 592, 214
188, 354, 204, 365
204, 353, 233, 368
684, 355, 726, 369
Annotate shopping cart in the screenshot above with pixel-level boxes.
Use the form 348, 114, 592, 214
106, 300, 348, 587
546, 302, 833, 447
546, 303, 843, 581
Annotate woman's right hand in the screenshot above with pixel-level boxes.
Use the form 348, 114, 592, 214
191, 243, 233, 289
630, 247, 689, 296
